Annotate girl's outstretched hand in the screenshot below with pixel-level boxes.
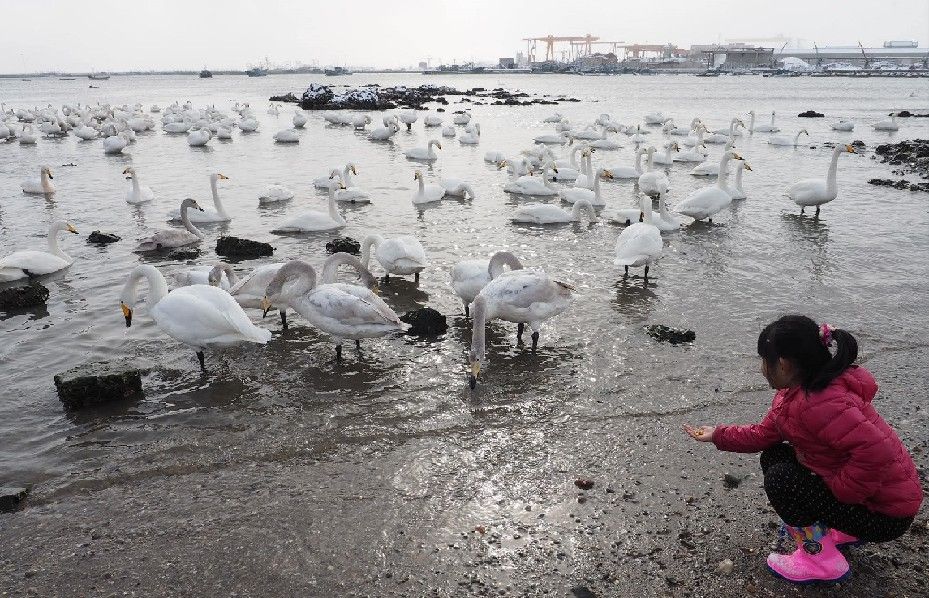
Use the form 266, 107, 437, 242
683, 424, 716, 442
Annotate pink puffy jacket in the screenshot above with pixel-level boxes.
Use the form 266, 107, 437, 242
713, 366, 922, 518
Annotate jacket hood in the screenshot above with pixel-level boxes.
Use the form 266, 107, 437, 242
831, 366, 878, 404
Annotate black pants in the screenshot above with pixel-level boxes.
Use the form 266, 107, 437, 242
761, 444, 913, 543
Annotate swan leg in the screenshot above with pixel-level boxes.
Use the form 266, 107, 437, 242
414, 272, 420, 284
531, 331, 540, 352
644, 265, 650, 279
464, 303, 470, 317
196, 350, 205, 371
624, 265, 629, 276
355, 339, 361, 349
800, 206, 805, 214
280, 309, 288, 330
335, 344, 343, 361
517, 322, 525, 340
815, 206, 820, 216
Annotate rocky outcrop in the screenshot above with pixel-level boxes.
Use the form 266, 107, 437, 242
215, 236, 274, 259
400, 308, 447, 336
54, 363, 144, 410
0, 283, 49, 311
87, 231, 121, 245
289, 84, 579, 111
797, 110, 824, 118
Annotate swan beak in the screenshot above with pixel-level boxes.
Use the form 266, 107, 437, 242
497, 161, 507, 170
845, 144, 856, 153
436, 143, 442, 150
66, 223, 78, 234
47, 172, 54, 179
469, 362, 480, 389
260, 296, 272, 318
351, 166, 357, 175
744, 163, 753, 171
218, 174, 229, 180
120, 303, 132, 327
122, 167, 131, 175
602, 170, 613, 179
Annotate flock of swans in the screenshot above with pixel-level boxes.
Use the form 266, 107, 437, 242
1, 98, 893, 388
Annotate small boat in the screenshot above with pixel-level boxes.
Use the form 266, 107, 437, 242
324, 66, 352, 76
88, 72, 110, 80
199, 69, 213, 78
59, 77, 76, 80
89, 85, 99, 89
245, 67, 267, 77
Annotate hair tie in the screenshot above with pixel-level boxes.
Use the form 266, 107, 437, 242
819, 323, 834, 347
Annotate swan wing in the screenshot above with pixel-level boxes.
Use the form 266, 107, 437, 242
152, 286, 271, 346
0, 250, 70, 276
614, 223, 663, 265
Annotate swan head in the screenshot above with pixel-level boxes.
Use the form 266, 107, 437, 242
348, 163, 358, 175
600, 169, 613, 180
181, 198, 205, 212
122, 166, 135, 179
214, 173, 229, 181
496, 160, 508, 170
120, 302, 133, 327
799, 129, 809, 137
844, 144, 857, 154
42, 166, 53, 179
413, 170, 423, 181
743, 162, 753, 171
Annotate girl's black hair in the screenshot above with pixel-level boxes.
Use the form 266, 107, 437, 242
757, 315, 858, 392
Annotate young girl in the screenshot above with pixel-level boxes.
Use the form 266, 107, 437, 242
684, 315, 922, 584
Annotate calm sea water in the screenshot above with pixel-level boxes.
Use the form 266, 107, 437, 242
1, 73, 927, 497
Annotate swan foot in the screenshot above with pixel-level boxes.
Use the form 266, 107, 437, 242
464, 303, 470, 318
517, 322, 525, 340
644, 265, 650, 280
800, 207, 805, 214
280, 310, 288, 330
196, 350, 205, 371
531, 331, 539, 352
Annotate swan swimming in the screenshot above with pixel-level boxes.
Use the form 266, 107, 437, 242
638, 147, 670, 199
412, 170, 447, 204
768, 129, 808, 147
0, 220, 78, 282
512, 199, 598, 225
404, 139, 442, 161
138, 199, 205, 251
258, 183, 295, 204
123, 167, 154, 204
274, 180, 346, 232
22, 166, 55, 195
168, 173, 231, 223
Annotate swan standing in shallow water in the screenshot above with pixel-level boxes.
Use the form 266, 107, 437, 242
168, 173, 230, 222
138, 199, 205, 250
19, 124, 38, 144
412, 170, 447, 204
676, 151, 747, 222
104, 132, 131, 154
334, 163, 369, 203
768, 129, 808, 147
0, 220, 78, 282
123, 167, 154, 204
512, 199, 597, 225
451, 251, 524, 316
787, 144, 856, 215
638, 147, 670, 199
119, 264, 271, 370
261, 260, 403, 360
22, 166, 55, 195
274, 180, 346, 232
873, 114, 899, 131
752, 110, 780, 133
614, 193, 663, 278
404, 139, 442, 161
361, 234, 428, 282
468, 267, 574, 387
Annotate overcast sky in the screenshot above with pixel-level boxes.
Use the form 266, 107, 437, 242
3, 0, 928, 73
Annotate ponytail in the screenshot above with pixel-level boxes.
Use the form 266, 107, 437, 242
757, 315, 859, 392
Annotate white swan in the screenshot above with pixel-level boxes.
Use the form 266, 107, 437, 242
138, 199, 205, 250
424, 115, 443, 127
412, 170, 447, 204
533, 133, 568, 145
175, 262, 238, 291
274, 180, 346, 232
451, 251, 524, 316
768, 129, 808, 147
260, 260, 403, 360
334, 162, 369, 203
292, 110, 308, 128
560, 168, 612, 206
459, 123, 481, 145
442, 125, 456, 138
187, 128, 211, 146
239, 117, 259, 132
588, 127, 622, 150
704, 119, 744, 144
676, 151, 744, 221
404, 139, 442, 161
674, 141, 709, 163
614, 193, 663, 278
361, 234, 427, 282
0, 220, 78, 282
313, 168, 341, 189
604, 148, 645, 179
468, 268, 574, 387
440, 179, 475, 199
503, 163, 559, 196
753, 110, 780, 133
104, 132, 131, 154
74, 125, 98, 140
453, 112, 471, 125
22, 166, 55, 195
644, 112, 667, 125
730, 160, 750, 200
368, 120, 400, 141
399, 110, 418, 130
681, 123, 706, 148
638, 147, 670, 199
258, 183, 295, 204
572, 150, 596, 189
123, 167, 154, 204
273, 128, 299, 143
168, 173, 231, 223
352, 115, 373, 130
512, 199, 597, 225
652, 142, 679, 165
689, 139, 735, 176
18, 124, 38, 144
831, 120, 855, 132
119, 264, 271, 370
542, 113, 563, 123
873, 114, 899, 131
787, 144, 856, 215
629, 125, 648, 144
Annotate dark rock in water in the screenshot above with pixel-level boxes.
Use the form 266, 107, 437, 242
869, 178, 916, 190
896, 110, 913, 117
400, 307, 447, 336
851, 140, 866, 148
874, 140, 929, 181
0, 487, 29, 513
574, 479, 595, 490
87, 230, 121, 244
216, 236, 274, 258
645, 324, 695, 345
269, 92, 299, 103
798, 110, 824, 118
0, 283, 49, 311
325, 236, 361, 255
436, 108, 445, 112
571, 587, 597, 598
723, 473, 743, 489
54, 363, 144, 410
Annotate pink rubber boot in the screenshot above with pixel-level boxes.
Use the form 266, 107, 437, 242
767, 523, 850, 584
829, 529, 863, 548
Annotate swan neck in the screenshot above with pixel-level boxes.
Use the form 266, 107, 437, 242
634, 150, 643, 174
360, 234, 384, 268
717, 154, 733, 191
122, 265, 169, 308
47, 224, 67, 259
470, 295, 488, 364
268, 260, 317, 303
343, 165, 354, 187
321, 253, 366, 284
826, 147, 842, 194
210, 176, 229, 218
181, 203, 204, 238
488, 251, 523, 279
327, 185, 345, 224
640, 195, 654, 225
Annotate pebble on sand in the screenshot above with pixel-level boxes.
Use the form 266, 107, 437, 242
716, 558, 734, 575
54, 363, 144, 410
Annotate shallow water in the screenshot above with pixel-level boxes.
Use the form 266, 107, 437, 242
1, 73, 928, 499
